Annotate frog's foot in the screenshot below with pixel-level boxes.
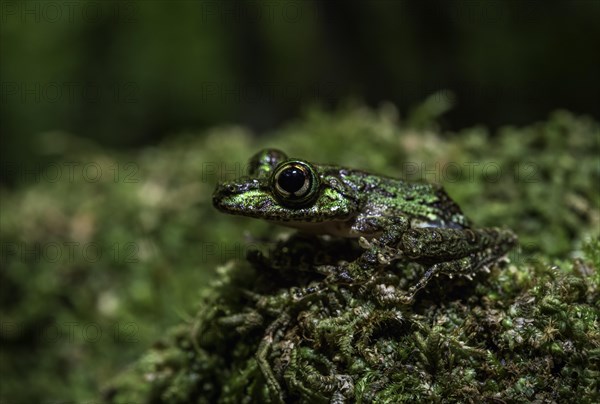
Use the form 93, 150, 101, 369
399, 227, 517, 300
361, 238, 402, 265
316, 233, 403, 286
351, 216, 410, 267
407, 258, 469, 300
407, 250, 510, 300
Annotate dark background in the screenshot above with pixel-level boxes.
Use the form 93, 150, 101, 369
2, 0, 599, 184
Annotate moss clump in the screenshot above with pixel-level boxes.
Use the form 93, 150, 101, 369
103, 233, 599, 403
102, 102, 600, 403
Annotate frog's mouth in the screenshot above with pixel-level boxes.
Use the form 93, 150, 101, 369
213, 188, 277, 216
213, 186, 353, 223
212, 179, 290, 218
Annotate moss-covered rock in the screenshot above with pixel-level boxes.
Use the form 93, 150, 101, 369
1, 99, 599, 402
105, 236, 599, 403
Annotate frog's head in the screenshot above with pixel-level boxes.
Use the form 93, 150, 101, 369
212, 149, 359, 226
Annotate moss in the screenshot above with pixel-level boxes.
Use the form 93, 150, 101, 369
1, 99, 599, 402
103, 234, 599, 403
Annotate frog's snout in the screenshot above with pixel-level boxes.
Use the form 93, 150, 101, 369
212, 182, 237, 208
214, 179, 259, 195
218, 183, 238, 195
212, 179, 261, 210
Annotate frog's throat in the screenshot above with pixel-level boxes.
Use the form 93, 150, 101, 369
271, 219, 364, 238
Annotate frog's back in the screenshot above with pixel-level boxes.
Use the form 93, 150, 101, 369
340, 168, 469, 229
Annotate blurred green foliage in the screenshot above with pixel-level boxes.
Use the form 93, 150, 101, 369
1, 99, 598, 402
2, 0, 600, 183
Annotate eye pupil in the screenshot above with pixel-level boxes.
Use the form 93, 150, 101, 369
272, 160, 320, 207
278, 167, 306, 194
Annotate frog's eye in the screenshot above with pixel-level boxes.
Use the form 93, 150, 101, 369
272, 161, 319, 207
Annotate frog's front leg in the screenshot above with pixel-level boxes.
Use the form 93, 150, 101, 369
316, 215, 410, 283
352, 215, 410, 268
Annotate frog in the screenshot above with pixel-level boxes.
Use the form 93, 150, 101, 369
213, 149, 518, 402
212, 148, 517, 296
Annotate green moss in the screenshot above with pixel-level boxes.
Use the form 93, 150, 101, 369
1, 101, 599, 402
103, 237, 599, 403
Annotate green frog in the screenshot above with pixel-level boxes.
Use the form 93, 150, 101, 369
213, 149, 518, 402
213, 149, 517, 296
